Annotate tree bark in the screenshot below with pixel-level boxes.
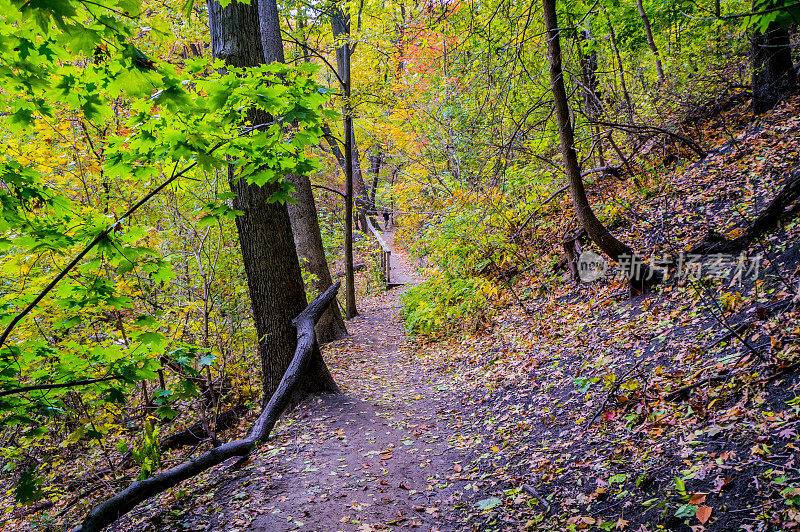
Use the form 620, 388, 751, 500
330, 4, 359, 318
259, 0, 348, 342
543, 0, 658, 294
369, 148, 383, 211
577, 28, 602, 119
577, 25, 606, 168
286, 174, 349, 341
636, 0, 666, 84
207, 0, 337, 397
330, 7, 370, 231
606, 16, 635, 126
691, 171, 800, 254
751, 20, 796, 114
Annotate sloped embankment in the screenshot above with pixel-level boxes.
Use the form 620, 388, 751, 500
413, 95, 800, 531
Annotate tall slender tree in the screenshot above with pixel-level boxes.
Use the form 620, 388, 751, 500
636, 0, 666, 84
329, 1, 360, 318
207, 0, 337, 397
329, 6, 371, 232
543, 0, 658, 294
606, 14, 635, 126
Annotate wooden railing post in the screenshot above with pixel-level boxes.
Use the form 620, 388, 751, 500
365, 217, 392, 288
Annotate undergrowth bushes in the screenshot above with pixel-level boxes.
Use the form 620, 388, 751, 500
402, 269, 496, 338
396, 182, 544, 338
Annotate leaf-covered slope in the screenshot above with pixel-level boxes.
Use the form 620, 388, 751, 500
410, 94, 800, 531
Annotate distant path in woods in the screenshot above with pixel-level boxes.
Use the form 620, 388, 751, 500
196, 234, 469, 532
382, 228, 417, 286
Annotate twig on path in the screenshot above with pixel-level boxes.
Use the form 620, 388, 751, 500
582, 359, 646, 432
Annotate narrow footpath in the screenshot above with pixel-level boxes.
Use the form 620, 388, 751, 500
243, 233, 468, 531
129, 232, 476, 532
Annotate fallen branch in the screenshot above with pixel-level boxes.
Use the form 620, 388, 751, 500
606, 133, 635, 177
591, 120, 707, 159
665, 372, 729, 401
72, 282, 342, 532
691, 171, 800, 255
583, 359, 645, 431
705, 321, 751, 351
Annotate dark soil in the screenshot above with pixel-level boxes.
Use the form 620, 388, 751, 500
105, 235, 484, 532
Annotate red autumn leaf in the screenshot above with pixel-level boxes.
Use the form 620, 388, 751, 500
696, 505, 712, 524
713, 477, 733, 493
689, 493, 707, 504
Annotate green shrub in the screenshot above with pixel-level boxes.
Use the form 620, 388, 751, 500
402, 269, 496, 338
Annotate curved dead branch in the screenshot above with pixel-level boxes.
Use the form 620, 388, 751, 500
591, 120, 708, 159
72, 281, 342, 532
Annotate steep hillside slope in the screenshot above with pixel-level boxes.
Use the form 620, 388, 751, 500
412, 94, 800, 532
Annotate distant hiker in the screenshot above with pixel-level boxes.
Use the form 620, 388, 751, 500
382, 211, 391, 230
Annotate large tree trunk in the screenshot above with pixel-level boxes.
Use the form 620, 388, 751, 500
259, 0, 348, 342
636, 0, 666, 84
751, 20, 796, 114
543, 0, 658, 294
207, 0, 337, 397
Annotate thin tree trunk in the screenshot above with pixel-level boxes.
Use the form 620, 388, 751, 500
607, 16, 635, 125
259, 0, 348, 342
577, 26, 606, 167
344, 94, 358, 318
207, 0, 337, 396
397, 3, 407, 75
286, 174, 349, 341
577, 27, 602, 119
543, 0, 658, 294
331, 5, 358, 318
636, 0, 665, 84
331, 7, 369, 232
369, 148, 383, 211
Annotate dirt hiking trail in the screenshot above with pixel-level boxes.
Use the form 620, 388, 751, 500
149, 233, 476, 532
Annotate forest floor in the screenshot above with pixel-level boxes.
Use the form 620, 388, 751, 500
106, 234, 489, 532
36, 95, 800, 532
396, 95, 800, 532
